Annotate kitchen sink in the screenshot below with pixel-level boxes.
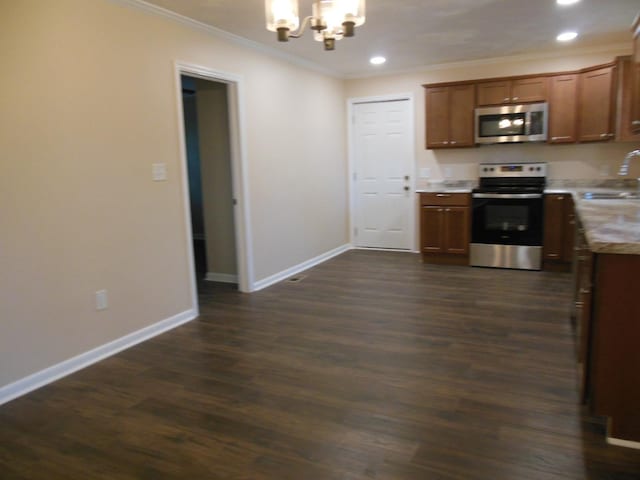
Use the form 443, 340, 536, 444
581, 191, 640, 200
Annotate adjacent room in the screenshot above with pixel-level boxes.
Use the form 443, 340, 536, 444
2, 0, 640, 478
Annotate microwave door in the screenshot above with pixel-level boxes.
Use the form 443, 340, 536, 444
478, 113, 527, 139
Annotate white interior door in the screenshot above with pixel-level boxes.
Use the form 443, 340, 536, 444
353, 99, 413, 250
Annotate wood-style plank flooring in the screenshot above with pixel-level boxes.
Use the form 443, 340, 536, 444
2, 250, 640, 479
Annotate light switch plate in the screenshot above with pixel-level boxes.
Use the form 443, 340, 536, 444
96, 290, 108, 311
152, 163, 167, 181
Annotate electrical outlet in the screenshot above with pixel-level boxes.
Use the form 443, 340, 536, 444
95, 290, 108, 311
600, 165, 611, 177
444, 167, 453, 178
420, 168, 431, 178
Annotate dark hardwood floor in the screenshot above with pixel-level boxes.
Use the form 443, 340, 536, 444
2, 250, 640, 479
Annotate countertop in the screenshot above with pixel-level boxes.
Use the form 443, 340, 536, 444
572, 190, 640, 255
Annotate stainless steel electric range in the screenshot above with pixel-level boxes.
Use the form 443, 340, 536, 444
470, 162, 547, 270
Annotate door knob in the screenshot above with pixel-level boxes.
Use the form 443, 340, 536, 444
404, 186, 410, 191
404, 175, 410, 181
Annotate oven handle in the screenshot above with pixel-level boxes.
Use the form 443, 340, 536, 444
472, 193, 543, 199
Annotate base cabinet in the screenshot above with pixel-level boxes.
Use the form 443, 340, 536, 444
589, 254, 640, 443
419, 193, 470, 265
543, 194, 575, 271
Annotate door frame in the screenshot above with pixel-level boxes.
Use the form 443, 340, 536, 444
347, 93, 417, 251
174, 62, 254, 300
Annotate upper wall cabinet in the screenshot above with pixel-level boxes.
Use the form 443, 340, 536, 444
578, 64, 616, 142
631, 14, 640, 134
616, 56, 640, 142
549, 74, 579, 144
476, 77, 548, 106
425, 84, 475, 149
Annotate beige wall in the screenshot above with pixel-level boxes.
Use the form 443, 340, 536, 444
0, 0, 347, 388
346, 48, 640, 187
195, 80, 237, 278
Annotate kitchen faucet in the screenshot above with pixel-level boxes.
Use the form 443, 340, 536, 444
618, 149, 640, 192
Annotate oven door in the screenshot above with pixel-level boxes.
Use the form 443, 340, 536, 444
470, 193, 544, 270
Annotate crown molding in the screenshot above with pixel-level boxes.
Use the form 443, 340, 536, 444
345, 42, 631, 80
107, 0, 343, 79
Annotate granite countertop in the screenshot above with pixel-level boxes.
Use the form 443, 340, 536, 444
572, 190, 640, 255
415, 188, 472, 193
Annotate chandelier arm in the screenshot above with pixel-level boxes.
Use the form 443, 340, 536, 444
288, 16, 314, 39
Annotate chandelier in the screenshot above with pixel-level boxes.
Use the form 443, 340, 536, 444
265, 0, 366, 51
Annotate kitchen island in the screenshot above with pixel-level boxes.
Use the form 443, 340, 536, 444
572, 192, 640, 448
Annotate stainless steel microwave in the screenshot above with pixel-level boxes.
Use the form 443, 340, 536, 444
475, 102, 548, 144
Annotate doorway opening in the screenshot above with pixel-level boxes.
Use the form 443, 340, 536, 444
181, 75, 237, 288
175, 64, 253, 307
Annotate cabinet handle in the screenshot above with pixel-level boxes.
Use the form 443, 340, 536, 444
600, 133, 614, 138
445, 208, 451, 212
503, 97, 510, 102
580, 288, 590, 294
512, 96, 519, 101
551, 136, 571, 140
450, 141, 457, 145
633, 120, 640, 126
443, 141, 449, 145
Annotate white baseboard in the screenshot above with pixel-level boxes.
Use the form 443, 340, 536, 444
0, 308, 198, 406
252, 244, 352, 292
607, 436, 640, 450
353, 246, 415, 253
205, 272, 238, 284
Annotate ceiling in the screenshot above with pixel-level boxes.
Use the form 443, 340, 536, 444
142, 0, 639, 77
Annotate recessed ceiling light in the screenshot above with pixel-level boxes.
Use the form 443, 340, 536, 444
557, 0, 580, 5
370, 56, 386, 65
557, 31, 578, 42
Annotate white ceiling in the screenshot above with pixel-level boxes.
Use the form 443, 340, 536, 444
142, 0, 639, 77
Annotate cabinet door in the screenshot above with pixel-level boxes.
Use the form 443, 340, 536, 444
549, 74, 578, 143
632, 17, 640, 134
443, 207, 469, 255
420, 206, 444, 253
511, 77, 547, 103
579, 66, 616, 142
617, 57, 640, 142
543, 194, 567, 261
448, 84, 475, 147
476, 81, 511, 106
425, 87, 451, 148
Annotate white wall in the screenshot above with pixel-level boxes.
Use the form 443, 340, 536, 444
0, 0, 347, 390
346, 48, 640, 187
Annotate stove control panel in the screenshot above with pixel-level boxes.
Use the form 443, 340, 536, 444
479, 162, 547, 178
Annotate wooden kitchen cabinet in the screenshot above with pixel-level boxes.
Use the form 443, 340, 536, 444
631, 14, 640, 134
590, 253, 640, 442
425, 84, 475, 149
476, 76, 548, 106
615, 56, 640, 142
578, 64, 617, 142
543, 194, 574, 271
419, 193, 470, 265
548, 74, 578, 144
573, 224, 594, 403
